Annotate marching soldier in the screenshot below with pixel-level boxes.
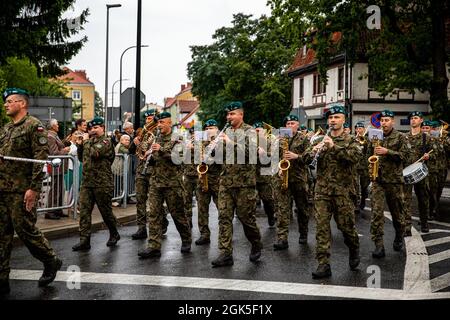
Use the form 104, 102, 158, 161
0, 88, 62, 294
138, 112, 191, 258
367, 110, 408, 258
72, 117, 120, 251
343, 123, 351, 135
182, 128, 198, 229
194, 119, 222, 245
355, 122, 370, 211
404, 113, 433, 235
211, 101, 262, 267
303, 105, 361, 278
431, 121, 448, 220
273, 114, 310, 250
253, 121, 276, 228
300, 125, 308, 137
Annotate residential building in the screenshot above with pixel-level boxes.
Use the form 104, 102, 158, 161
163, 83, 200, 131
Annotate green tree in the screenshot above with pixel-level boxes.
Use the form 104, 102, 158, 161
94, 91, 103, 117
0, 0, 89, 77
188, 13, 296, 128
269, 0, 450, 121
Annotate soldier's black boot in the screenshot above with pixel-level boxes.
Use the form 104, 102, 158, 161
211, 253, 234, 267
0, 279, 10, 295
131, 227, 147, 240
138, 247, 161, 259
162, 216, 169, 235
249, 245, 262, 262
72, 237, 91, 251
421, 222, 429, 233
38, 257, 62, 287
312, 264, 332, 279
372, 245, 385, 258
349, 248, 360, 270
404, 229, 412, 237
393, 235, 404, 252
298, 234, 308, 244
107, 232, 121, 247
181, 241, 191, 253
267, 214, 275, 228
195, 236, 210, 246
273, 240, 289, 251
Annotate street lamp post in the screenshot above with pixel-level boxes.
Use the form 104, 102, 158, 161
119, 44, 148, 127
111, 78, 129, 130
104, 3, 121, 132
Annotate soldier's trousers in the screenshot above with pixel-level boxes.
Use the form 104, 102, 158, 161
217, 186, 262, 256
0, 192, 56, 280
314, 194, 359, 265
195, 176, 219, 239
256, 179, 276, 222
182, 175, 198, 226
147, 186, 191, 250
274, 177, 309, 241
357, 173, 370, 209
135, 174, 150, 228
404, 177, 430, 232
370, 182, 405, 246
79, 187, 118, 240
428, 172, 439, 216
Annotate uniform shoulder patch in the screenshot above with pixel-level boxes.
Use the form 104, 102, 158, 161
39, 137, 48, 145
102, 139, 109, 145
95, 143, 103, 149
37, 126, 45, 132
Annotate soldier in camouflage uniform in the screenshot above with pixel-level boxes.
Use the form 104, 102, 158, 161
182, 129, 198, 230
367, 110, 408, 258
138, 112, 191, 258
211, 102, 262, 267
0, 88, 62, 294
194, 119, 222, 245
404, 113, 433, 235
303, 105, 361, 279
430, 121, 448, 220
273, 114, 311, 250
72, 117, 120, 251
253, 121, 276, 228
354, 122, 370, 211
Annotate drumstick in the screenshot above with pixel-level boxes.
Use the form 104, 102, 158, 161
414, 150, 434, 164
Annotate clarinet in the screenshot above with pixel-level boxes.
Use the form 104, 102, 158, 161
308, 125, 333, 170
142, 128, 161, 175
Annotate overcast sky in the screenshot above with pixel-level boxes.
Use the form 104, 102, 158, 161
66, 0, 271, 107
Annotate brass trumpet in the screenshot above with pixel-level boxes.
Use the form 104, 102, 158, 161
356, 125, 369, 145
278, 137, 291, 190
136, 121, 158, 160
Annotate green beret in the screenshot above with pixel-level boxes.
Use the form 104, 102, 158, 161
422, 120, 433, 127
253, 121, 263, 129
431, 120, 441, 128
87, 121, 93, 129
283, 114, 299, 125
300, 125, 307, 130
90, 117, 104, 126
224, 101, 243, 112
343, 123, 350, 128
308, 128, 313, 132
3, 87, 30, 101
408, 111, 423, 119
378, 109, 395, 118
157, 111, 171, 120
355, 122, 365, 128
325, 105, 346, 118
204, 119, 218, 128
144, 109, 158, 117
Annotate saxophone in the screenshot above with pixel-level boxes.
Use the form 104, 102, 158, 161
368, 137, 380, 181
278, 137, 291, 190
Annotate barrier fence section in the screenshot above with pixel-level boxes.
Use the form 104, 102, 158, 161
37, 153, 135, 218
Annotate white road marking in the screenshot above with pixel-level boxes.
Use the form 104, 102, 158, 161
430, 271, 450, 293
424, 236, 450, 247
428, 249, 450, 265
411, 216, 450, 228
9, 269, 450, 300
426, 229, 450, 234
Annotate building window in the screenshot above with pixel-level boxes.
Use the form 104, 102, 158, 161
72, 90, 82, 101
313, 74, 326, 95
299, 78, 304, 98
338, 67, 344, 91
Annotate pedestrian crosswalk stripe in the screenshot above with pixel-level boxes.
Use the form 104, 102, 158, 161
430, 271, 450, 293
428, 249, 450, 265
424, 236, 450, 247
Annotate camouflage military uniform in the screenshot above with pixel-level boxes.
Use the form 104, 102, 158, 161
0, 114, 57, 282
438, 136, 450, 209
275, 131, 310, 243
434, 136, 447, 217
182, 163, 198, 228
367, 129, 408, 246
146, 132, 191, 250
355, 136, 370, 210
77, 134, 118, 241
303, 132, 361, 265
404, 132, 433, 231
217, 123, 262, 256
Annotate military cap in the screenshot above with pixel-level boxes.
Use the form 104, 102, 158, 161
144, 109, 158, 117
204, 119, 219, 128
224, 101, 243, 112
283, 114, 299, 125
422, 120, 433, 127
343, 122, 350, 128
253, 121, 263, 128
378, 109, 395, 118
3, 87, 30, 101
355, 121, 365, 128
408, 111, 423, 119
325, 105, 346, 118
300, 125, 307, 130
90, 116, 104, 126
157, 111, 171, 120
431, 120, 441, 128
308, 128, 313, 132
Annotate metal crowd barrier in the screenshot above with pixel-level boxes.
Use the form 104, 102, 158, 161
37, 153, 136, 218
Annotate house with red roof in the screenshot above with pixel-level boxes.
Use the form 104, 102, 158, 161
163, 83, 200, 131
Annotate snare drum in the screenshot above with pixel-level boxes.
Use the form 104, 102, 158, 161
403, 162, 428, 184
